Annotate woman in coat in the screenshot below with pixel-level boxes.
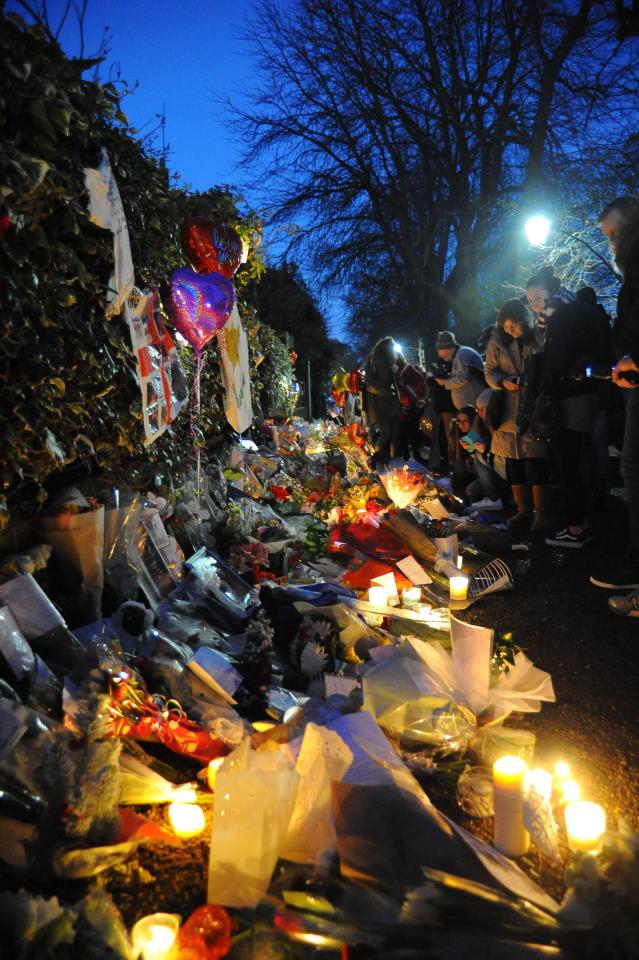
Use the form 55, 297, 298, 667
485, 299, 551, 532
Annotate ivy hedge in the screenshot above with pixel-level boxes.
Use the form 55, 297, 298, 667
0, 11, 294, 523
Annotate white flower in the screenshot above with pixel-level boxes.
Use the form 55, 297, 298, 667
300, 641, 329, 678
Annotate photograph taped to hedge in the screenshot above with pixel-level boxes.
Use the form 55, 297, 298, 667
125, 286, 188, 444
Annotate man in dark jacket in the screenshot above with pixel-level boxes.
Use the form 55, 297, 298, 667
590, 196, 639, 612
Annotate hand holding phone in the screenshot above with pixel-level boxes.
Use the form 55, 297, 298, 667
461, 430, 483, 452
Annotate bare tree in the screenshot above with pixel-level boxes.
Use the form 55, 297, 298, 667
232, 0, 639, 350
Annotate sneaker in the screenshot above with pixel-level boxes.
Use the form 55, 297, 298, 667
470, 497, 504, 511
590, 561, 639, 590
609, 590, 639, 617
545, 528, 593, 549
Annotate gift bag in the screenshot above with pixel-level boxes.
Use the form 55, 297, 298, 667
207, 738, 299, 907
35, 502, 105, 624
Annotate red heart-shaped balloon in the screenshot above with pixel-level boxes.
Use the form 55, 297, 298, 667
180, 217, 243, 278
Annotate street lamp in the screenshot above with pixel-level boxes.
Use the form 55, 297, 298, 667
525, 215, 551, 246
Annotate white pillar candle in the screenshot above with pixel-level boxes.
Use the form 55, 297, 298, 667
493, 756, 530, 857
564, 800, 606, 853
167, 801, 206, 839
131, 913, 180, 960
402, 587, 421, 609
368, 586, 389, 607
449, 576, 469, 601
526, 768, 552, 803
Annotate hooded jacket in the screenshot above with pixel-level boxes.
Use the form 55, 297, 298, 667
441, 345, 485, 410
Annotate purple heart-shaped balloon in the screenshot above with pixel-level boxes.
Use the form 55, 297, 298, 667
168, 267, 235, 352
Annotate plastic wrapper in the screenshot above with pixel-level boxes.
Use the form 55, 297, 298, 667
523, 787, 561, 861
207, 737, 300, 907
456, 766, 494, 818
0, 604, 35, 680
182, 547, 259, 632
118, 753, 199, 805
34, 488, 105, 623
379, 466, 426, 509
103, 491, 143, 607
362, 655, 476, 750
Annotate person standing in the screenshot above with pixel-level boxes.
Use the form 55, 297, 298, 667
363, 337, 402, 467
525, 267, 611, 548
589, 196, 639, 613
485, 300, 552, 532
393, 348, 428, 462
432, 331, 485, 410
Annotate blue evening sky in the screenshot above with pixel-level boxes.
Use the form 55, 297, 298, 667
7, 0, 350, 340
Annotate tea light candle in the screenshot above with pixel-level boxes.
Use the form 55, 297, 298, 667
368, 586, 389, 607
252, 721, 276, 733
207, 757, 225, 792
167, 801, 206, 839
402, 587, 421, 609
131, 913, 180, 960
527, 768, 552, 803
493, 756, 530, 857
449, 576, 469, 601
565, 800, 606, 853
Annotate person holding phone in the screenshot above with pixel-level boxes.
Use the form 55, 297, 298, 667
485, 300, 551, 532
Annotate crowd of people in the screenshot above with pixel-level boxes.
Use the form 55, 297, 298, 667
362, 195, 639, 619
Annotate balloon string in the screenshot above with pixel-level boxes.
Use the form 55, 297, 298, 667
190, 349, 204, 497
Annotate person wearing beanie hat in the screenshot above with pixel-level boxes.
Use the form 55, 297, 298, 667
435, 331, 458, 349
433, 330, 485, 411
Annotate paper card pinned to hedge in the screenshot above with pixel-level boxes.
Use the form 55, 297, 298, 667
84, 149, 134, 317
124, 287, 188, 445
217, 304, 253, 433
186, 647, 242, 705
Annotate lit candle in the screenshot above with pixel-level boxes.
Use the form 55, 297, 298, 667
167, 801, 206, 839
526, 768, 552, 803
368, 586, 389, 607
449, 576, 469, 601
402, 587, 421, 609
493, 756, 530, 857
564, 800, 606, 853
131, 913, 180, 960
559, 780, 581, 806
252, 721, 276, 733
207, 757, 225, 792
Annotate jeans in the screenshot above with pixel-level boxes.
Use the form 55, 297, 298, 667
621, 387, 639, 558
473, 456, 503, 500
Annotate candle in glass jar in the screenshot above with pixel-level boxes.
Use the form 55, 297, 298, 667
493, 756, 530, 857
564, 801, 606, 853
167, 801, 205, 839
368, 586, 389, 607
402, 587, 421, 609
449, 576, 469, 601
131, 913, 180, 960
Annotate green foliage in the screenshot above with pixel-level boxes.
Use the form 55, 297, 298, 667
0, 12, 280, 514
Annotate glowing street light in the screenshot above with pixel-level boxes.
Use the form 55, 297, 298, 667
525, 215, 551, 246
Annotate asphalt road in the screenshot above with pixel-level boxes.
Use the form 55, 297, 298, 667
461, 489, 639, 835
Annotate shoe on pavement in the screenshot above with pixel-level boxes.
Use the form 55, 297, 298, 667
609, 589, 639, 617
470, 497, 503, 511
545, 528, 593, 549
590, 561, 639, 590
